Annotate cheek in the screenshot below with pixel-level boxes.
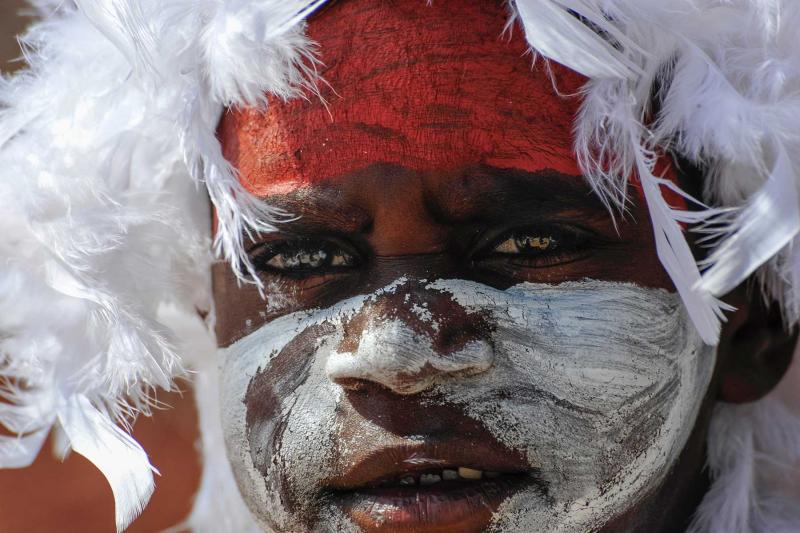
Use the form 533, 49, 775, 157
244, 322, 337, 469
426, 279, 714, 530
219, 317, 330, 528
221, 310, 360, 529
212, 264, 304, 347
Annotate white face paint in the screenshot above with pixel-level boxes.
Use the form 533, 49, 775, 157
219, 278, 715, 532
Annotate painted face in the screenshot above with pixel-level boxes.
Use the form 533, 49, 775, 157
214, 1, 717, 532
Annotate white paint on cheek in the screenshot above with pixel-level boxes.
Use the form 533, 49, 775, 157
220, 280, 414, 531
219, 309, 311, 531
426, 279, 715, 532
222, 322, 361, 531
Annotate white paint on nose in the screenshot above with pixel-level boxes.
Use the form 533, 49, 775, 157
325, 318, 494, 394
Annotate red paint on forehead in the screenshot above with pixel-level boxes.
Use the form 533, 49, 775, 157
218, 0, 588, 197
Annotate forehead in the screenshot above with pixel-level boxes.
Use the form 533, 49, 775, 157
218, 0, 587, 197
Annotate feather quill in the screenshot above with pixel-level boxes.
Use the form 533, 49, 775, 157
632, 136, 730, 344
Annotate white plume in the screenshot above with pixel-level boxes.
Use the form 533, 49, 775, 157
514, 0, 800, 343
689, 394, 800, 533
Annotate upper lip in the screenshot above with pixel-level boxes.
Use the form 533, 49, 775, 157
325, 439, 533, 490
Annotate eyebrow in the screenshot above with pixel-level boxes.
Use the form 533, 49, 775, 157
253, 186, 374, 236
424, 165, 613, 226
251, 164, 613, 238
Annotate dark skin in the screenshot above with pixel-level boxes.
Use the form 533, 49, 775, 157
213, 165, 672, 342
213, 1, 795, 531
212, 168, 711, 532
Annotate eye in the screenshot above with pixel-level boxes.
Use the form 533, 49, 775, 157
251, 238, 360, 277
492, 234, 559, 255
475, 225, 594, 269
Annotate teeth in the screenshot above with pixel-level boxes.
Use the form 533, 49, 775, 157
420, 474, 441, 486
387, 467, 498, 487
458, 467, 483, 480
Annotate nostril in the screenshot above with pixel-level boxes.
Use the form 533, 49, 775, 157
332, 377, 369, 392
332, 377, 400, 395
437, 325, 473, 355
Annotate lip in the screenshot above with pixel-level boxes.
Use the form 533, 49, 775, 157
324, 441, 542, 532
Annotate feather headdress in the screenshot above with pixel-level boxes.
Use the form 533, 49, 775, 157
1, 0, 799, 531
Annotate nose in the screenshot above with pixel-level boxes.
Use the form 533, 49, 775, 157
325, 280, 494, 395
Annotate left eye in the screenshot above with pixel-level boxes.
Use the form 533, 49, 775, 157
475, 225, 593, 268
492, 233, 559, 255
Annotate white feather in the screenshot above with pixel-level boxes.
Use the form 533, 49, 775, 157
514, 0, 641, 79
182, 364, 262, 533
698, 146, 800, 296
154, 301, 260, 533
201, 0, 326, 106
689, 394, 800, 533
0, 1, 207, 524
0, 429, 49, 468
634, 145, 731, 344
57, 394, 157, 532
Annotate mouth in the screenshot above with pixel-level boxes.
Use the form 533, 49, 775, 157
324, 443, 543, 532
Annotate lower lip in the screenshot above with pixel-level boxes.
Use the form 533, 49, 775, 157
331, 476, 534, 532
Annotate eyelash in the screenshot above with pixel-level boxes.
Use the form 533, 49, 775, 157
249, 225, 596, 278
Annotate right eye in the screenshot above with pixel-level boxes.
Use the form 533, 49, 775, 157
251, 238, 360, 277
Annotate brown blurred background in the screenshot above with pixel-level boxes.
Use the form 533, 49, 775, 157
1, 0, 29, 73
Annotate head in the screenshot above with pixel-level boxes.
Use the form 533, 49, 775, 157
212, 1, 795, 531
